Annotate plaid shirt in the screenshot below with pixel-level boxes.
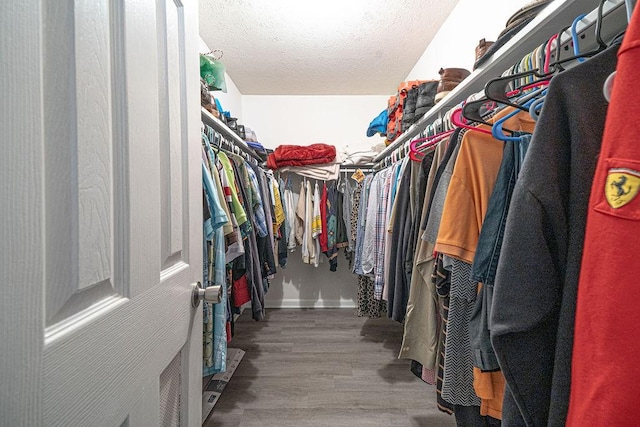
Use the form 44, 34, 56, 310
353, 175, 373, 275
374, 168, 393, 299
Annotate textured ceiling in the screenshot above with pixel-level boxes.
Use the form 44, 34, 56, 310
199, 0, 460, 95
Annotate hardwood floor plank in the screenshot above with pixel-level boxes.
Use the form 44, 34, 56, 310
204, 309, 456, 426
237, 408, 408, 427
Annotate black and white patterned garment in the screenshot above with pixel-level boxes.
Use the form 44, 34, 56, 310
350, 180, 386, 318
433, 254, 454, 415
356, 275, 386, 318
441, 258, 481, 407
348, 181, 363, 269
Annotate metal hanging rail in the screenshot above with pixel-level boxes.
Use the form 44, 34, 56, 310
201, 107, 263, 163
339, 165, 375, 174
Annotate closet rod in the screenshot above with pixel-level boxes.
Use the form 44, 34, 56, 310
339, 163, 375, 171
373, 0, 626, 165
340, 168, 375, 174
201, 107, 262, 163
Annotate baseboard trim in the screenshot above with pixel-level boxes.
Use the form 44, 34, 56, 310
265, 299, 356, 309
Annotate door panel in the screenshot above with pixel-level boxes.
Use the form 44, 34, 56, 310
43, 0, 127, 327
2, 0, 203, 425
1, 3, 45, 425
159, 351, 183, 427
158, 0, 189, 270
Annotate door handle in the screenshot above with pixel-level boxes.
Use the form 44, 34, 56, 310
191, 281, 222, 307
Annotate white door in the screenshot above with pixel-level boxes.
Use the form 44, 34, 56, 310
1, 0, 203, 425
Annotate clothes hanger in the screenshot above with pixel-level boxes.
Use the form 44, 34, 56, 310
462, 98, 497, 126
571, 13, 589, 63
483, 62, 555, 113
482, 7, 604, 108
412, 131, 453, 157
409, 130, 453, 158
451, 107, 493, 135
528, 92, 547, 121
492, 97, 538, 142
537, 1, 608, 74
543, 34, 558, 73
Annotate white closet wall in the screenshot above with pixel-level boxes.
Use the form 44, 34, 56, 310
405, 0, 532, 80
243, 95, 387, 309
242, 95, 389, 152
264, 173, 359, 309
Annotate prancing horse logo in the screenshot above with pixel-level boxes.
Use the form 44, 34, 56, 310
605, 169, 640, 209
611, 175, 632, 200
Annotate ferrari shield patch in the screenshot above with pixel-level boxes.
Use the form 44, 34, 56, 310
605, 168, 640, 209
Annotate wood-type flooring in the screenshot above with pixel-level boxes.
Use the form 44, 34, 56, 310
204, 308, 456, 427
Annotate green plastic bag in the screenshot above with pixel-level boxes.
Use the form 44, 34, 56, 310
200, 54, 227, 93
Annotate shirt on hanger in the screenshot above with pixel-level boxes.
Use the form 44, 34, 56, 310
490, 44, 620, 426
434, 108, 536, 262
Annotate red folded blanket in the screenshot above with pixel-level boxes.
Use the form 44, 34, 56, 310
267, 143, 336, 170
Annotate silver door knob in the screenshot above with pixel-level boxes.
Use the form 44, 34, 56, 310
191, 282, 222, 307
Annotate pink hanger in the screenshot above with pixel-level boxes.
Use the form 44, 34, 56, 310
451, 108, 493, 135
545, 34, 558, 73
409, 130, 454, 162
505, 79, 550, 97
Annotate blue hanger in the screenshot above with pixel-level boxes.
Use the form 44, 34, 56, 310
492, 98, 538, 142
528, 90, 548, 121
571, 14, 588, 63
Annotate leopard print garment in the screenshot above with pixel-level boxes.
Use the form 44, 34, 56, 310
351, 179, 387, 318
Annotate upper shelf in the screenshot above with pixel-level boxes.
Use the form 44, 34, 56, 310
201, 107, 263, 162
374, 0, 627, 163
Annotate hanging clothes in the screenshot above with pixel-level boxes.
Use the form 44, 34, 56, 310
353, 175, 373, 275
567, 20, 638, 425
399, 133, 453, 372
382, 163, 400, 302
217, 151, 249, 229
275, 176, 288, 268
433, 109, 535, 418
249, 162, 277, 281
360, 172, 382, 276
232, 158, 266, 321
201, 148, 230, 376
469, 134, 532, 373
297, 180, 308, 259
214, 156, 244, 265
325, 183, 339, 271
433, 253, 454, 415
334, 186, 349, 251
304, 179, 317, 265
491, 43, 621, 426
383, 160, 409, 302
372, 169, 392, 297
283, 177, 298, 252
386, 158, 412, 322
319, 183, 329, 254
351, 179, 386, 318
271, 174, 285, 236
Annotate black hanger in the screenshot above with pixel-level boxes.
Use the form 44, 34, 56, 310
535, 0, 609, 76
483, 1, 607, 112
461, 98, 498, 126
595, 0, 608, 51
484, 71, 538, 112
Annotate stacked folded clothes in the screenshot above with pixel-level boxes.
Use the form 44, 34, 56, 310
266, 143, 336, 170
277, 163, 341, 181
